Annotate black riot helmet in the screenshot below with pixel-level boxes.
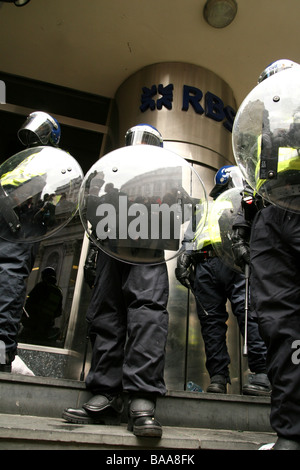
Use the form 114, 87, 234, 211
41, 267, 57, 284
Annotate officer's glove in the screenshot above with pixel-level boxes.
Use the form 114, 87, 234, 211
231, 228, 250, 271
84, 244, 98, 289
175, 252, 194, 289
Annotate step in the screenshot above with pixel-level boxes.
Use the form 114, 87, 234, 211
0, 373, 272, 433
0, 413, 276, 450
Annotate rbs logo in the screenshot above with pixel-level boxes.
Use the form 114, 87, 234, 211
140, 83, 236, 132
0, 80, 6, 104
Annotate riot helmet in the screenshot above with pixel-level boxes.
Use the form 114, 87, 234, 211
209, 165, 243, 199
258, 59, 299, 84
125, 124, 163, 147
41, 266, 57, 283
232, 58, 300, 213
18, 111, 61, 147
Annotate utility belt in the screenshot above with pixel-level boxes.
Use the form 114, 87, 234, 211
192, 247, 217, 263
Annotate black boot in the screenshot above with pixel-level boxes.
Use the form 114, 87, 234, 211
127, 395, 162, 438
0, 363, 11, 373
62, 394, 124, 425
206, 375, 228, 394
242, 373, 271, 396
0, 350, 12, 373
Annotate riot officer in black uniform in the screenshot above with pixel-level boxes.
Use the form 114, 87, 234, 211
176, 165, 270, 395
0, 112, 61, 372
231, 59, 300, 450
62, 124, 169, 438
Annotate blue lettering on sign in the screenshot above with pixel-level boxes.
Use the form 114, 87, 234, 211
140, 85, 157, 111
182, 85, 204, 114
157, 84, 173, 110
205, 91, 225, 121
140, 83, 236, 132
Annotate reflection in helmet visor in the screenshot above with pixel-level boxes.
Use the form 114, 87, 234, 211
233, 64, 300, 213
0, 146, 83, 243
79, 145, 208, 265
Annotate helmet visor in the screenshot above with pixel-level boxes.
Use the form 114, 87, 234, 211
125, 127, 163, 147
18, 112, 57, 146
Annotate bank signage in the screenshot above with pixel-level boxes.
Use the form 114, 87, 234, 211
140, 83, 236, 132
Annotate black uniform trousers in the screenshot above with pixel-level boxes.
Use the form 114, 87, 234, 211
250, 204, 300, 440
0, 240, 38, 362
193, 256, 267, 381
85, 250, 169, 397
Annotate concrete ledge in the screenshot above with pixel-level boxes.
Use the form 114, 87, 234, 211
160, 390, 272, 433
0, 374, 272, 433
0, 413, 276, 451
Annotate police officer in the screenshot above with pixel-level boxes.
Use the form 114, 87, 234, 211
0, 112, 61, 372
176, 165, 270, 395
20, 266, 63, 345
62, 124, 169, 438
231, 60, 300, 450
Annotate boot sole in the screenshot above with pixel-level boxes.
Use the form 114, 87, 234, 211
62, 410, 121, 425
132, 425, 162, 438
206, 387, 227, 394
127, 421, 162, 438
242, 388, 271, 397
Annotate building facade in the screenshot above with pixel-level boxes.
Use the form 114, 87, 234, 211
0, 62, 248, 393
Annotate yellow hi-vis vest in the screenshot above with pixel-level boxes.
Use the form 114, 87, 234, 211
193, 200, 233, 251
255, 135, 300, 192
0, 154, 45, 188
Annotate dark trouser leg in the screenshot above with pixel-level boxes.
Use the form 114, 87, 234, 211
0, 274, 26, 370
85, 252, 127, 394
0, 241, 37, 370
194, 259, 230, 383
123, 263, 168, 436
251, 206, 300, 441
226, 268, 270, 395
63, 254, 169, 430
123, 263, 169, 395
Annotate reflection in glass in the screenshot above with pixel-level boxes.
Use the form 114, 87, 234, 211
209, 187, 244, 273
0, 146, 83, 242
233, 67, 300, 213
79, 145, 208, 264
